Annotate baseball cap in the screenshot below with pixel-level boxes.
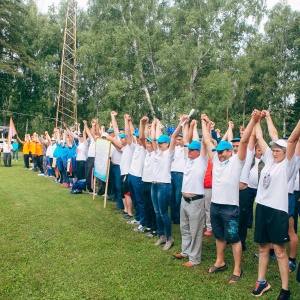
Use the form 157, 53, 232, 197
101, 132, 108, 138
119, 133, 126, 139
107, 129, 114, 133
146, 137, 152, 143
156, 134, 170, 144
269, 139, 287, 148
185, 140, 201, 151
212, 141, 233, 152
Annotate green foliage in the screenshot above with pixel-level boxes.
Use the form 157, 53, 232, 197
0, 0, 299, 135
1, 161, 299, 299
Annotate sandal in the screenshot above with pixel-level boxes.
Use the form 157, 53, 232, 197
229, 270, 244, 283
208, 264, 228, 274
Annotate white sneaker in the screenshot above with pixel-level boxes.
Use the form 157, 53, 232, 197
134, 225, 144, 232
163, 236, 174, 250
155, 235, 166, 246
127, 219, 140, 225
38, 173, 45, 176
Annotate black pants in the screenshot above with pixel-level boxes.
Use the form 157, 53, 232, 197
76, 160, 86, 181
85, 157, 95, 192
246, 187, 257, 228
3, 153, 11, 167
143, 182, 156, 231
37, 155, 44, 173
23, 154, 29, 168
239, 188, 250, 250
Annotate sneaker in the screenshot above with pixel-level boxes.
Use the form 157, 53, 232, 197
134, 225, 144, 232
163, 236, 174, 250
155, 235, 166, 246
147, 231, 157, 238
204, 230, 212, 236
277, 289, 290, 300
251, 280, 271, 297
289, 260, 296, 272
143, 227, 152, 233
123, 214, 133, 220
88, 192, 97, 195
37, 173, 45, 176
117, 211, 128, 215
127, 219, 140, 225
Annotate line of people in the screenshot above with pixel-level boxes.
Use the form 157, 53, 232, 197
16, 110, 300, 300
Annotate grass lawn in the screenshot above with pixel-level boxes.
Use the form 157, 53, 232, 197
0, 160, 299, 299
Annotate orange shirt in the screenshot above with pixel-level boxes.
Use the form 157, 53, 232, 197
36, 142, 43, 156
29, 141, 37, 155
22, 142, 30, 155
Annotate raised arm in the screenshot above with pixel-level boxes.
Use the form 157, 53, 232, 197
263, 110, 278, 142
83, 120, 94, 141
151, 119, 158, 151
124, 114, 133, 145
287, 120, 300, 161
201, 114, 215, 161
238, 109, 261, 161
170, 115, 186, 152
111, 111, 119, 137
139, 116, 148, 149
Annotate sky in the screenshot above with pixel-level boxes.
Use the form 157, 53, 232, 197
36, 0, 300, 14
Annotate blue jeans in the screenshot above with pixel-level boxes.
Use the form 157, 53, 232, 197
151, 182, 172, 238
128, 174, 144, 224
111, 164, 123, 209
170, 172, 183, 224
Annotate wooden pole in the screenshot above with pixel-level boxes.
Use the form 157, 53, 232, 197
103, 142, 111, 208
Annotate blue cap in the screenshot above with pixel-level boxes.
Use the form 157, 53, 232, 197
119, 133, 126, 139
212, 141, 233, 152
107, 129, 114, 133
156, 134, 170, 144
146, 137, 152, 142
185, 140, 201, 151
178, 133, 183, 137
134, 131, 140, 138
230, 137, 241, 142
119, 127, 125, 131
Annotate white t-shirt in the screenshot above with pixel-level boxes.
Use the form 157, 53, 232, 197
46, 143, 57, 158
120, 143, 134, 175
255, 147, 296, 213
152, 149, 173, 183
211, 153, 245, 206
3, 143, 12, 153
171, 146, 185, 172
111, 144, 122, 165
248, 157, 263, 189
142, 150, 155, 183
239, 148, 254, 185
181, 154, 208, 195
129, 144, 146, 177
294, 165, 300, 192
76, 140, 88, 161
87, 139, 95, 158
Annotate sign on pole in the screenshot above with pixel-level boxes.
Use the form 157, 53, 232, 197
93, 138, 111, 207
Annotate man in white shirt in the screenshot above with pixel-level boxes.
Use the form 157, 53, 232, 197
172, 117, 207, 268
201, 110, 260, 283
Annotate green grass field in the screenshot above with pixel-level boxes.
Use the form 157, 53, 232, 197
0, 159, 299, 299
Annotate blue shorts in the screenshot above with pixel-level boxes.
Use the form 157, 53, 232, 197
210, 203, 240, 243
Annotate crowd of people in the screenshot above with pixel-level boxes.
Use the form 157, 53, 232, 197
13, 110, 300, 300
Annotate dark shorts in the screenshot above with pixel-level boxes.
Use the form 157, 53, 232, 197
210, 203, 240, 243
121, 174, 130, 196
288, 193, 295, 217
254, 203, 289, 244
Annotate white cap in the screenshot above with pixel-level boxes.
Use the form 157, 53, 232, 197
101, 132, 108, 138
269, 139, 287, 148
